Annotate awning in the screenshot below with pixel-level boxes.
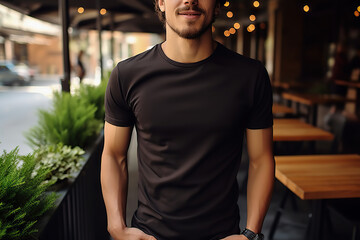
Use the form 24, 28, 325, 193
0, 0, 164, 33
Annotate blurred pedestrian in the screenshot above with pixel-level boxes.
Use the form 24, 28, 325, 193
349, 47, 360, 81
330, 43, 350, 96
76, 50, 86, 83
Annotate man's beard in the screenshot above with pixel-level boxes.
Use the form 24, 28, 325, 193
165, 5, 216, 39
166, 19, 213, 39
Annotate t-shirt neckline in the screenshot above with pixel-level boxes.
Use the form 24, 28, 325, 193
157, 41, 221, 68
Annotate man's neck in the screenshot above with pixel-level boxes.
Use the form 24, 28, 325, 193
161, 29, 216, 63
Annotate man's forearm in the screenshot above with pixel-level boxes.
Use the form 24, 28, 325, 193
101, 153, 129, 231
245, 156, 275, 233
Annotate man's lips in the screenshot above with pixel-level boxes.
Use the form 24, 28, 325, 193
178, 11, 201, 16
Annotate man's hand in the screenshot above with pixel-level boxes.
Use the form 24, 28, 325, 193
220, 234, 249, 240
109, 226, 157, 240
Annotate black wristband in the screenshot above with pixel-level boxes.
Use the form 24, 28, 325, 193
240, 228, 264, 240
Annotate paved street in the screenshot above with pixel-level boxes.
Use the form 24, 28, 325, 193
0, 75, 61, 155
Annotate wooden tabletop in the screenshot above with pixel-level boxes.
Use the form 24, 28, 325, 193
273, 118, 334, 141
335, 79, 360, 89
281, 92, 355, 106
275, 154, 360, 200
272, 81, 306, 90
273, 104, 294, 115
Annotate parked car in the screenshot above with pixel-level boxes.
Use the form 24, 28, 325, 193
0, 64, 26, 86
14, 63, 36, 82
0, 61, 36, 83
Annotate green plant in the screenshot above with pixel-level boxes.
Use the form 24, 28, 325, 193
77, 80, 108, 121
33, 144, 85, 185
0, 148, 57, 240
25, 91, 103, 148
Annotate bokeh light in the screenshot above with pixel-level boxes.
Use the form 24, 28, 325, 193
247, 24, 256, 32
234, 22, 241, 29
77, 7, 84, 14
100, 8, 107, 15
303, 5, 310, 12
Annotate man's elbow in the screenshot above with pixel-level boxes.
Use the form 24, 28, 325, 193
102, 151, 128, 170
249, 154, 275, 171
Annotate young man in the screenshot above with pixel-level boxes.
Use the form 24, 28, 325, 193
101, 0, 274, 239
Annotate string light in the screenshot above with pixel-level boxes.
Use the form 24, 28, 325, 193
100, 8, 107, 15
303, 5, 310, 12
224, 1, 230, 7
229, 28, 236, 34
355, 11, 360, 17
77, 7, 84, 14
227, 11, 233, 18
247, 24, 256, 32
253, 1, 260, 8
357, 6, 360, 12
234, 23, 241, 29
224, 30, 230, 37
249, 14, 256, 21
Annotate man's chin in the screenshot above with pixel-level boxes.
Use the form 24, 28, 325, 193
177, 25, 212, 39
178, 30, 204, 39
167, 20, 212, 40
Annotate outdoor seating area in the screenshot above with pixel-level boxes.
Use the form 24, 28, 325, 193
264, 79, 360, 239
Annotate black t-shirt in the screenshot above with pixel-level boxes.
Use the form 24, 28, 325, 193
105, 43, 273, 240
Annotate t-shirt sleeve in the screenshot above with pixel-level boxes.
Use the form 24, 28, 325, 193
104, 64, 135, 127
246, 62, 273, 129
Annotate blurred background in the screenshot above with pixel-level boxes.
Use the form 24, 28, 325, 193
1, 0, 359, 154
1, 0, 360, 239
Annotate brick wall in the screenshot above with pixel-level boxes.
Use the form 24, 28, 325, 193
27, 35, 63, 75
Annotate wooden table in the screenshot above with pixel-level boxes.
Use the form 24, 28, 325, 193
273, 103, 295, 116
281, 92, 355, 125
275, 154, 360, 200
335, 79, 360, 89
270, 154, 360, 240
273, 118, 334, 142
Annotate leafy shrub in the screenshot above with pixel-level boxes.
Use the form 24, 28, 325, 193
33, 144, 85, 185
25, 91, 102, 148
0, 148, 57, 240
77, 80, 107, 121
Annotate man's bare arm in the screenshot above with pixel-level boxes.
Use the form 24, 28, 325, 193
220, 127, 274, 240
245, 127, 275, 233
100, 122, 156, 240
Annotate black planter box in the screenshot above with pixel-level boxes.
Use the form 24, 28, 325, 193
35, 132, 109, 240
